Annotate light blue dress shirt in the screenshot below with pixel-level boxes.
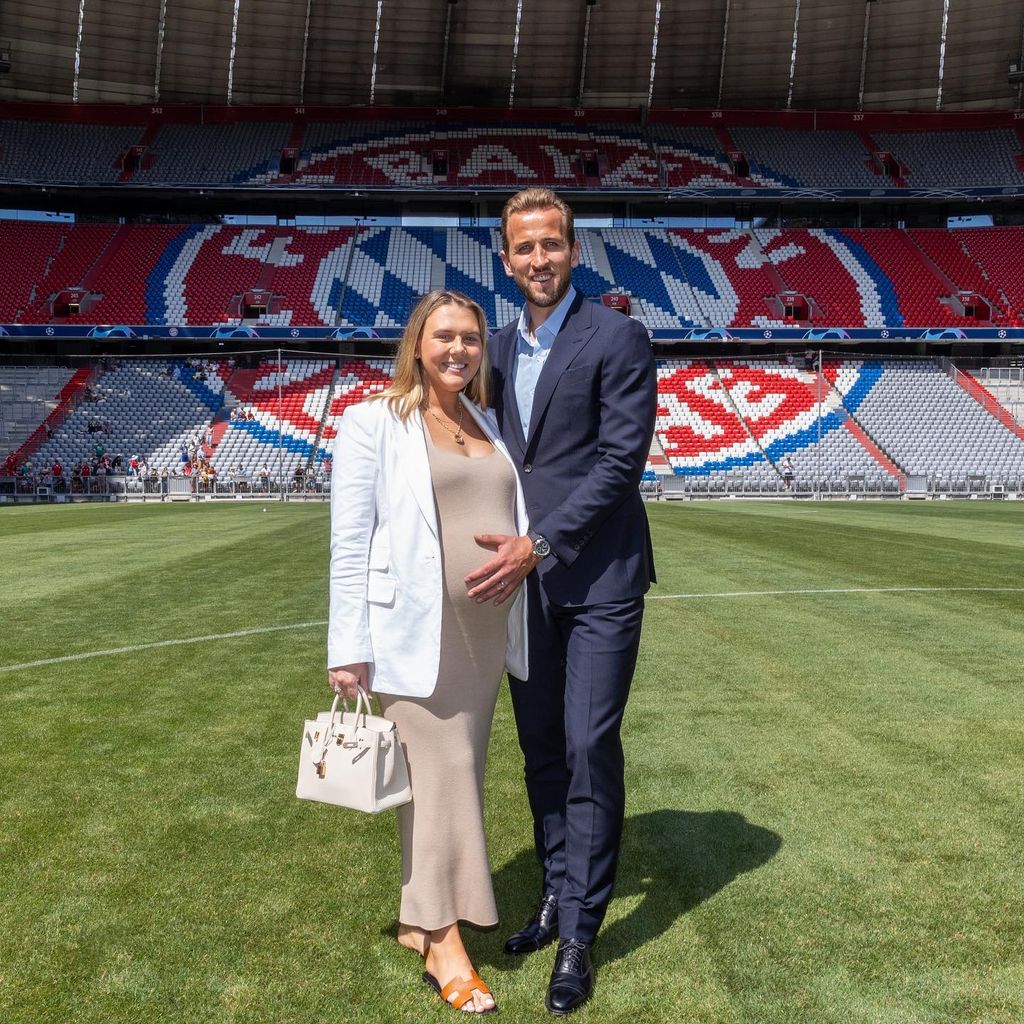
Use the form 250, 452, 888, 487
514, 284, 577, 436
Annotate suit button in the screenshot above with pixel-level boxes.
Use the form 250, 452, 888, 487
523, 463, 533, 473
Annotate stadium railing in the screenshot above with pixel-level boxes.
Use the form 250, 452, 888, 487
0, 472, 333, 503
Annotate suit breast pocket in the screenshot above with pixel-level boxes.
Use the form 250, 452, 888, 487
558, 363, 598, 399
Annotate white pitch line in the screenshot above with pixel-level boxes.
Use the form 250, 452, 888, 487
0, 620, 327, 674
649, 586, 1024, 600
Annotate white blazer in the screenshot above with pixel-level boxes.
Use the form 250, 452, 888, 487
327, 394, 529, 697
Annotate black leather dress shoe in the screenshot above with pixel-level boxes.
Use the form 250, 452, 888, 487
504, 895, 559, 955
545, 939, 594, 1016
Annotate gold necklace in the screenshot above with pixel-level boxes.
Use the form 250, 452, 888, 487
427, 402, 465, 445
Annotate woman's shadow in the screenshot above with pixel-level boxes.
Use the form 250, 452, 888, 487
482, 809, 782, 968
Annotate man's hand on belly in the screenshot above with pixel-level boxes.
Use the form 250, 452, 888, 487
465, 534, 539, 606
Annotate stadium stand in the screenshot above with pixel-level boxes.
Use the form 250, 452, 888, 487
5, 221, 1024, 330
63, 225, 191, 326
845, 359, 1024, 485
6, 356, 1024, 494
0, 118, 143, 184
132, 122, 292, 185
753, 229, 889, 328
728, 127, 879, 189
907, 228, 1006, 319
19, 224, 120, 323
0, 365, 74, 457
4, 112, 1024, 192
5, 220, 1024, 330
602, 229, 703, 329
25, 360, 225, 474
873, 129, 1024, 188
655, 359, 775, 479
299, 120, 437, 186
955, 227, 1024, 323
0, 221, 64, 321
211, 360, 336, 480
841, 229, 970, 328
668, 229, 788, 329
265, 227, 357, 327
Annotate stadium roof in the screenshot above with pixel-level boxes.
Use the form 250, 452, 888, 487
1, 0, 1023, 113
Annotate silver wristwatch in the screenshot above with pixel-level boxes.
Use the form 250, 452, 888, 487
529, 531, 551, 559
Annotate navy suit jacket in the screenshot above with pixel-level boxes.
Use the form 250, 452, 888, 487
490, 292, 658, 607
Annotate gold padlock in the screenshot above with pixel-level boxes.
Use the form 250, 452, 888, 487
316, 760, 327, 779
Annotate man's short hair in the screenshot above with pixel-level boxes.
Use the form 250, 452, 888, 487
500, 187, 576, 252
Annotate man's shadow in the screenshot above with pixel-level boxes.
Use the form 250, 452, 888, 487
482, 809, 781, 968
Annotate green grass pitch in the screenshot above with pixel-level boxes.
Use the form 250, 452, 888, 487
1, 500, 1022, 1023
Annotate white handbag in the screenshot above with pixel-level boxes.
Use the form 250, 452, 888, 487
296, 686, 412, 813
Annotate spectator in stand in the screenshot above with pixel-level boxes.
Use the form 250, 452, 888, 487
258, 463, 270, 492
129, 454, 139, 476
51, 459, 63, 479
781, 455, 796, 490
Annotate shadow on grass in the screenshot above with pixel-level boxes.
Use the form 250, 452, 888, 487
483, 809, 782, 969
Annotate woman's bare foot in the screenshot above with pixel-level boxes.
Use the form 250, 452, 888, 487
424, 923, 496, 1014
397, 923, 429, 958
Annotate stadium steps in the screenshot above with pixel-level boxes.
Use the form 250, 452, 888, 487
856, 130, 908, 186
2, 366, 93, 473
116, 122, 160, 182
820, 365, 906, 476
303, 365, 341, 473
586, 232, 617, 285
711, 125, 743, 176
902, 230, 960, 295
647, 434, 672, 476
945, 361, 1024, 442
842, 417, 904, 482
953, 236, 1011, 315
205, 409, 233, 458
80, 224, 133, 293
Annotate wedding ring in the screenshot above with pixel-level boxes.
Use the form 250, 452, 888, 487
499, 580, 506, 588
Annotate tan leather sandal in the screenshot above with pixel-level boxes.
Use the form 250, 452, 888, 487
423, 969, 498, 1014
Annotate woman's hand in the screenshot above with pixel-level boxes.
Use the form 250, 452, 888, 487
328, 663, 369, 700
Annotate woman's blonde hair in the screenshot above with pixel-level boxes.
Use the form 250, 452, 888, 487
375, 289, 491, 419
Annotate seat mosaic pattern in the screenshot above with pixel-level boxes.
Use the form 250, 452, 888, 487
9, 221, 1024, 331
655, 358, 885, 478
212, 361, 336, 477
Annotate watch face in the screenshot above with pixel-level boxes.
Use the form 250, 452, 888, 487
533, 536, 551, 558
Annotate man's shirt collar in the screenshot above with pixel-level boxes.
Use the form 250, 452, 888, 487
516, 285, 577, 350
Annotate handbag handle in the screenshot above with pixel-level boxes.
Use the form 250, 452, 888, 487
323, 686, 398, 786
327, 684, 373, 727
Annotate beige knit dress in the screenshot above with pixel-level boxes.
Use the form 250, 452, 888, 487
377, 426, 517, 930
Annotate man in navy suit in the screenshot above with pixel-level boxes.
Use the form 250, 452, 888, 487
466, 188, 657, 1015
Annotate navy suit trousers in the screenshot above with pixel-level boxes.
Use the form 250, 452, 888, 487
509, 573, 644, 943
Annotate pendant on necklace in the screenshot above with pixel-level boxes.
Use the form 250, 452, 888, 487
455, 433, 466, 445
